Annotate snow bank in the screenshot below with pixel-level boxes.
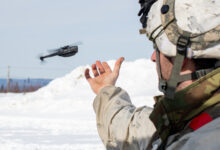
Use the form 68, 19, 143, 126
0, 59, 160, 150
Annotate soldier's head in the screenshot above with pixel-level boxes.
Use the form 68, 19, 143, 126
138, 0, 220, 99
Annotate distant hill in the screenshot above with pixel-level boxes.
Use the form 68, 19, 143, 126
0, 78, 52, 93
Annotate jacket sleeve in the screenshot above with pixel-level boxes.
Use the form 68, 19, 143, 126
93, 85, 156, 149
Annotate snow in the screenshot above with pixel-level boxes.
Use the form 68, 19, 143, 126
0, 59, 160, 150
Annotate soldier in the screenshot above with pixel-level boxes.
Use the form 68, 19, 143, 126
85, 0, 220, 149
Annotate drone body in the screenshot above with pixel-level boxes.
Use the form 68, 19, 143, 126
40, 44, 79, 61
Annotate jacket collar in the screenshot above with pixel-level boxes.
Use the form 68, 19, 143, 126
150, 68, 220, 142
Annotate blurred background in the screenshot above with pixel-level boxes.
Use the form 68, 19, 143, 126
0, 0, 153, 92
0, 2, 158, 148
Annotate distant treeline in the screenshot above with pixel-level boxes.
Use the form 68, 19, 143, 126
0, 78, 52, 93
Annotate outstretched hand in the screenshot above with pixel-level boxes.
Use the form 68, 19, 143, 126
85, 57, 124, 95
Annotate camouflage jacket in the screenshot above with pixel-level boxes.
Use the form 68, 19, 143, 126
93, 68, 220, 150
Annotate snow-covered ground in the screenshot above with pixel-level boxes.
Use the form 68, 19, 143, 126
0, 59, 160, 150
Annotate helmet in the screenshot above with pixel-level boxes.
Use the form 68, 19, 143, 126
138, 0, 220, 99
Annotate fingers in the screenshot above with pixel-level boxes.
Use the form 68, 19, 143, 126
87, 58, 122, 80
113, 57, 124, 74
84, 68, 92, 82
91, 61, 112, 77
92, 64, 99, 77
96, 61, 105, 74
102, 62, 112, 73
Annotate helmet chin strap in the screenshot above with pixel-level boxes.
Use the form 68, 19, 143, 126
155, 36, 214, 100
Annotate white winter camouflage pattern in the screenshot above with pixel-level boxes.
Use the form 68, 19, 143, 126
146, 0, 220, 59
93, 86, 220, 150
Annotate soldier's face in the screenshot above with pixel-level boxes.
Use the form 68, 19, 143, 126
151, 50, 173, 80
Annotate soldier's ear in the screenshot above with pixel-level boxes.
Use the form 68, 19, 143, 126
181, 58, 195, 72
182, 59, 188, 69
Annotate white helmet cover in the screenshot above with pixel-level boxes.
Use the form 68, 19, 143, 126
146, 0, 220, 59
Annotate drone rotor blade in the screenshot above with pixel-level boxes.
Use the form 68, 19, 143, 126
69, 41, 83, 46
47, 48, 60, 53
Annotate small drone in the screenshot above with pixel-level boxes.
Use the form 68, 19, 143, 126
40, 43, 80, 61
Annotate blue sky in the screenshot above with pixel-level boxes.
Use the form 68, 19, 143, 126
0, 0, 153, 79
